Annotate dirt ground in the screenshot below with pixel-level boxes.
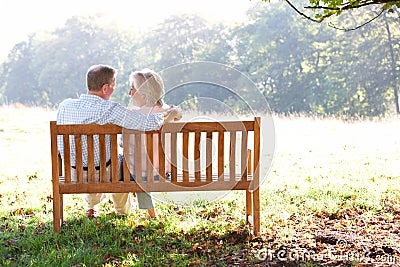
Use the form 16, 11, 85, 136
211, 208, 400, 266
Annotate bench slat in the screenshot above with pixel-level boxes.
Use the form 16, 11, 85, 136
229, 131, 236, 181
182, 132, 189, 182
99, 135, 107, 182
87, 134, 95, 182
135, 134, 142, 182
146, 133, 154, 182
158, 132, 166, 180
194, 132, 201, 181
111, 134, 119, 183
75, 135, 83, 183
241, 131, 248, 181
63, 135, 71, 183
123, 133, 131, 183
206, 132, 212, 181
171, 133, 177, 182
218, 132, 224, 181
162, 121, 254, 132
56, 124, 121, 134
59, 179, 252, 194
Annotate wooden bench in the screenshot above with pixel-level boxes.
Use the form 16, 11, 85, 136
50, 117, 261, 235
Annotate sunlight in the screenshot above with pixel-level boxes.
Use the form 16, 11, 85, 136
0, 0, 252, 60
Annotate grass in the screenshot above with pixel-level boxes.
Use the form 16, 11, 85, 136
1, 105, 400, 266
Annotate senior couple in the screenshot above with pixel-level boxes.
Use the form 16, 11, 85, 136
56, 64, 182, 219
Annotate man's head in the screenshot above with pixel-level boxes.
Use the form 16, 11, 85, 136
87, 64, 117, 100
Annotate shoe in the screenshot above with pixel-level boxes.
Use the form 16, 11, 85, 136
87, 209, 96, 219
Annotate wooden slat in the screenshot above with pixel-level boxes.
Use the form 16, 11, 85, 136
253, 117, 261, 188
60, 194, 64, 225
246, 191, 253, 223
99, 134, 107, 182
135, 134, 142, 182
74, 135, 83, 183
171, 133, 177, 182
123, 133, 130, 182
161, 120, 253, 133
111, 134, 119, 183
229, 131, 236, 181
247, 149, 253, 175
218, 132, 224, 181
253, 117, 261, 236
50, 121, 61, 233
59, 180, 252, 194
63, 135, 71, 183
206, 132, 212, 181
182, 132, 189, 182
146, 133, 154, 183
52, 120, 254, 135
158, 132, 165, 181
56, 123, 122, 135
194, 132, 201, 181
241, 131, 248, 181
87, 135, 95, 183
246, 148, 253, 223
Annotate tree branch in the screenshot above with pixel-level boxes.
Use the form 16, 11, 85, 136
304, 0, 397, 11
284, 0, 323, 23
327, 9, 385, 31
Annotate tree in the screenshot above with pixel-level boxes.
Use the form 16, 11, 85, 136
138, 15, 239, 110
2, 39, 37, 104
231, 3, 338, 114
138, 15, 226, 69
264, 0, 400, 29
32, 15, 132, 105
383, 12, 400, 114
0, 8, 397, 117
1, 15, 136, 106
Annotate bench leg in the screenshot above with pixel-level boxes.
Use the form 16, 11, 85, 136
60, 194, 64, 226
53, 192, 61, 233
246, 190, 253, 225
253, 188, 260, 236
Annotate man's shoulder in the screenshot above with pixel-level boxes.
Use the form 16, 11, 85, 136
59, 98, 77, 105
58, 98, 79, 110
59, 94, 93, 107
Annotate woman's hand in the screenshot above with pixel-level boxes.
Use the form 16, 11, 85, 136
164, 105, 182, 122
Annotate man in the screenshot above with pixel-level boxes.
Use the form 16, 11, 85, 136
57, 64, 172, 218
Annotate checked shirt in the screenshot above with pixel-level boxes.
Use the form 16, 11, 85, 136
56, 94, 164, 167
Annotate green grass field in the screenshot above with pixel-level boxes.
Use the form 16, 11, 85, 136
1, 105, 400, 266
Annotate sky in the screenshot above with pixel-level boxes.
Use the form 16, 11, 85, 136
0, 0, 257, 61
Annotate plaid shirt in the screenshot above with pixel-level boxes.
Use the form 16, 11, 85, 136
57, 94, 164, 167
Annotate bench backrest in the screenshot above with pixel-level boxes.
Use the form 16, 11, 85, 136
50, 117, 260, 194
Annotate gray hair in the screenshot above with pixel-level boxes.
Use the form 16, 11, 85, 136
129, 69, 165, 106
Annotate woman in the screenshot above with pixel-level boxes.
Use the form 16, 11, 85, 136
128, 69, 182, 122
121, 68, 182, 218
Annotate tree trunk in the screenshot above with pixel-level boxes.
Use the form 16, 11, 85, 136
384, 12, 400, 115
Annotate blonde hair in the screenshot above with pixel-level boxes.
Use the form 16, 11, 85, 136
129, 69, 164, 106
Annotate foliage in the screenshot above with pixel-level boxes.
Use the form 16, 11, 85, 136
0, 4, 399, 117
271, 0, 400, 26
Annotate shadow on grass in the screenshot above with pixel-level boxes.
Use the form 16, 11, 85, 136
1, 211, 260, 267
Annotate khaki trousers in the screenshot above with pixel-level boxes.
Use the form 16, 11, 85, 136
71, 167, 132, 215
